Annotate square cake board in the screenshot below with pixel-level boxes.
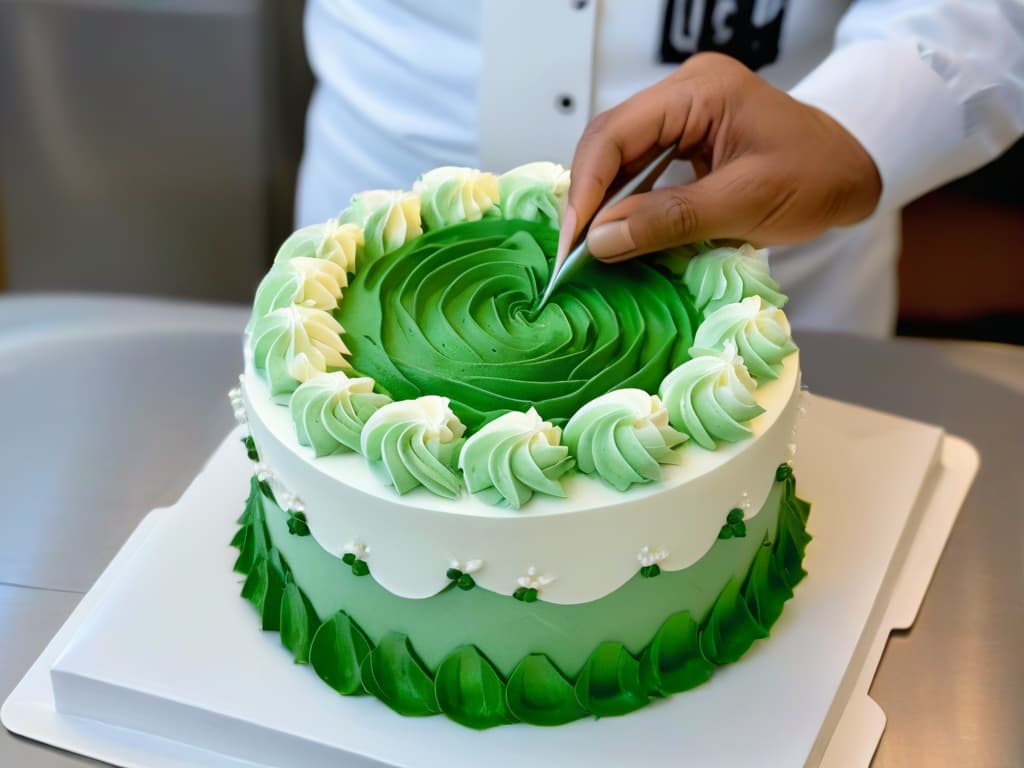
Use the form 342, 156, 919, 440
2, 394, 979, 768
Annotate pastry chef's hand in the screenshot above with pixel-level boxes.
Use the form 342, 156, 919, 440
559, 53, 882, 263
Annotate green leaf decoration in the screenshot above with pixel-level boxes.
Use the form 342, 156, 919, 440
434, 646, 513, 729
744, 537, 793, 631
360, 633, 440, 716
505, 654, 586, 726
310, 610, 372, 695
342, 552, 356, 566
699, 577, 768, 665
574, 642, 647, 717
286, 511, 310, 536
718, 525, 734, 540
280, 581, 319, 664
260, 549, 289, 631
229, 467, 814, 730
640, 564, 661, 578
233, 479, 270, 573
639, 611, 714, 695
237, 475, 260, 525
241, 554, 269, 611
775, 462, 793, 481
241, 434, 260, 461
775, 493, 812, 588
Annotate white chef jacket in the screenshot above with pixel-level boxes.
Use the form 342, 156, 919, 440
296, 0, 1024, 337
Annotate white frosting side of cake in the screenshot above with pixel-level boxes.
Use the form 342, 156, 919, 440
241, 352, 802, 604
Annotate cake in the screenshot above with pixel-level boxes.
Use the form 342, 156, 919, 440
230, 162, 810, 729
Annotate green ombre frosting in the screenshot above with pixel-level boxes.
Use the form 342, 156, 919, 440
414, 166, 500, 230
563, 389, 687, 491
658, 343, 764, 450
498, 162, 570, 229
360, 395, 466, 498
336, 217, 698, 433
340, 190, 422, 263
250, 257, 347, 330
684, 244, 788, 315
458, 407, 574, 509
274, 219, 363, 274
691, 296, 797, 380
290, 372, 392, 456
251, 306, 350, 400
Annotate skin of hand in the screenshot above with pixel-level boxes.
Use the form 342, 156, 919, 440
558, 52, 883, 264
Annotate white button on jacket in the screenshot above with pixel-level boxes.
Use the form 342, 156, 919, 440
297, 0, 1024, 337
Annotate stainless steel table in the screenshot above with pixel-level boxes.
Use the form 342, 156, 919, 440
2, 307, 1022, 767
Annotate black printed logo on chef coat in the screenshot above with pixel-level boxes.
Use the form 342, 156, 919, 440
660, 0, 787, 71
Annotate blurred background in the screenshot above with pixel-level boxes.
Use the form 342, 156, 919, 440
0, 0, 1021, 343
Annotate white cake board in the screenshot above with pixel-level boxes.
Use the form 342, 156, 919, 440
2, 394, 979, 768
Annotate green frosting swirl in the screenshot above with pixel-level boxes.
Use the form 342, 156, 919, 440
563, 389, 686, 491
414, 166, 500, 230
340, 190, 422, 263
336, 217, 698, 433
251, 306, 350, 400
458, 408, 574, 509
658, 343, 764, 450
691, 296, 797, 380
684, 244, 788, 315
251, 257, 347, 327
273, 219, 362, 274
498, 162, 569, 229
290, 372, 392, 456
360, 396, 466, 499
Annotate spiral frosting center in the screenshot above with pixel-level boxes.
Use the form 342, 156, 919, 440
336, 218, 698, 432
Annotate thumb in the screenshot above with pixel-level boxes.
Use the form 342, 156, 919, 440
586, 161, 768, 262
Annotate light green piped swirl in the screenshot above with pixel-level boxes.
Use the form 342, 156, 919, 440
340, 190, 422, 263
360, 396, 466, 499
563, 389, 687, 491
249, 257, 347, 331
498, 162, 569, 229
684, 243, 788, 314
414, 166, 500, 230
290, 372, 392, 456
691, 296, 797, 380
658, 343, 764, 450
458, 408, 574, 509
251, 306, 350, 401
274, 219, 363, 274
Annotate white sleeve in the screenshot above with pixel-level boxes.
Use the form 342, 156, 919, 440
788, 0, 1024, 210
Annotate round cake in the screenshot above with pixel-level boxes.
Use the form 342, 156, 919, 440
231, 163, 810, 729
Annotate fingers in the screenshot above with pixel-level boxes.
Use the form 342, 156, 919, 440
560, 75, 714, 261
587, 158, 777, 261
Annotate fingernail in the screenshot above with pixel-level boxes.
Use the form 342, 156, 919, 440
587, 220, 635, 259
557, 205, 578, 261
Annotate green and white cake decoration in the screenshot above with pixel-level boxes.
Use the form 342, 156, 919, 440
563, 389, 687, 491
252, 256, 347, 323
684, 242, 788, 314
498, 161, 570, 228
290, 372, 392, 457
243, 161, 800, 507
414, 166, 500, 229
250, 305, 350, 400
659, 341, 765, 450
691, 296, 797, 380
458, 407, 574, 509
339, 189, 422, 262
360, 395, 466, 499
